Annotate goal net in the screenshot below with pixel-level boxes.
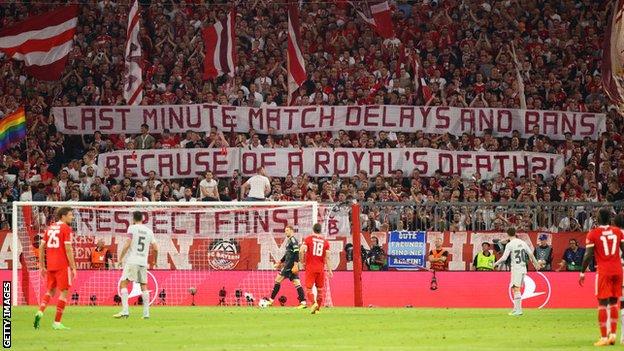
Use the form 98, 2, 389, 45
12, 201, 334, 308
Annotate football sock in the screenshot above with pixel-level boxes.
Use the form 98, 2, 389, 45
599, 305, 608, 338
39, 293, 51, 313
609, 304, 618, 335
513, 291, 521, 313
270, 283, 281, 300
316, 288, 324, 308
305, 288, 315, 305
295, 285, 305, 303
142, 291, 150, 317
121, 288, 129, 315
54, 298, 66, 323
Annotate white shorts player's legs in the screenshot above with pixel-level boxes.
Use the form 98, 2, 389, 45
121, 287, 129, 315
142, 288, 150, 318
513, 290, 522, 313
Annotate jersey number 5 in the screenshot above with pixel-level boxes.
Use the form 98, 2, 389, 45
600, 230, 618, 256
312, 241, 324, 257
47, 229, 60, 248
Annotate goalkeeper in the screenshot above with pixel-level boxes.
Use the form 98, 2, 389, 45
267, 225, 306, 308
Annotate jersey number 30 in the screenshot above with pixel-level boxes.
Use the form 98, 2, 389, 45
600, 231, 618, 256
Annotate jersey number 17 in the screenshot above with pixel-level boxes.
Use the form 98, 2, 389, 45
600, 230, 618, 256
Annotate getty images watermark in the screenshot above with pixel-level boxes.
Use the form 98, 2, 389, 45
2, 282, 10, 348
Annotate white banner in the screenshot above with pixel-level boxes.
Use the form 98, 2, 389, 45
98, 147, 565, 180
53, 104, 606, 140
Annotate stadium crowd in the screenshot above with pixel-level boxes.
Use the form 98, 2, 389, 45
0, 0, 623, 232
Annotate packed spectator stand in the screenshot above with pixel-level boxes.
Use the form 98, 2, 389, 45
0, 0, 622, 233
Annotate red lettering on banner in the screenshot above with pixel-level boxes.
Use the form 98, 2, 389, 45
478, 109, 493, 131
419, 107, 432, 128
334, 151, 348, 175
460, 109, 474, 132
543, 112, 558, 135
381, 106, 395, 127
193, 212, 201, 234
95, 209, 111, 232
159, 154, 173, 178
248, 108, 264, 130
411, 151, 428, 173
213, 152, 228, 176
513, 156, 528, 176
287, 151, 303, 175
346, 106, 361, 126
114, 212, 129, 233
580, 114, 595, 136
352, 151, 366, 172
301, 107, 315, 129
435, 107, 450, 128
364, 106, 380, 126
315, 151, 330, 174
456, 154, 472, 175
81, 108, 96, 130
177, 152, 192, 176
221, 106, 237, 129
272, 209, 290, 232
99, 108, 114, 130
524, 111, 539, 134
438, 153, 453, 175
493, 155, 509, 176
171, 212, 186, 234
369, 151, 386, 175
122, 154, 138, 177
531, 156, 546, 174
105, 156, 120, 178
498, 110, 512, 133
234, 211, 249, 234
253, 211, 270, 233
561, 112, 576, 136
187, 105, 202, 128
117, 108, 129, 130
60, 109, 77, 130
260, 152, 277, 170
283, 108, 298, 130
204, 104, 217, 128
80, 210, 94, 231
139, 154, 154, 177
168, 107, 182, 129
319, 107, 335, 128
475, 155, 492, 174
152, 211, 167, 234
242, 152, 257, 175
266, 108, 280, 130
144, 108, 158, 129
215, 212, 228, 235
399, 107, 415, 128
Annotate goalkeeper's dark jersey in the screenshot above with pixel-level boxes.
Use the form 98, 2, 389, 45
281, 236, 300, 269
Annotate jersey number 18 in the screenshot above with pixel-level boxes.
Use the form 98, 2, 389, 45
312, 241, 324, 257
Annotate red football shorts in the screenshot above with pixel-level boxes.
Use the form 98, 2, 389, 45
46, 268, 72, 291
595, 273, 623, 299
305, 270, 325, 289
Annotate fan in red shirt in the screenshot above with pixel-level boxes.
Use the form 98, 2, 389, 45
300, 223, 332, 315
579, 208, 624, 346
33, 207, 77, 330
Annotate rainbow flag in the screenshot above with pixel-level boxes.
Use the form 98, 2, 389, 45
0, 107, 26, 152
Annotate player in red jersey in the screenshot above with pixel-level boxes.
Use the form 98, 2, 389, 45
33, 207, 77, 330
579, 208, 624, 346
299, 223, 332, 314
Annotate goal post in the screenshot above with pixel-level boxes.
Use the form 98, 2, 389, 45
12, 201, 328, 307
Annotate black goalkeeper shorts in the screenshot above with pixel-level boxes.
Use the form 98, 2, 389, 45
279, 267, 299, 281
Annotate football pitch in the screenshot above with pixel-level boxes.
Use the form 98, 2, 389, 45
12, 306, 599, 350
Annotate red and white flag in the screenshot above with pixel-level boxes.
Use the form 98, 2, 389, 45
412, 54, 432, 102
287, 0, 307, 104
602, 0, 624, 108
0, 5, 78, 81
124, 0, 143, 105
348, 1, 395, 39
202, 11, 236, 80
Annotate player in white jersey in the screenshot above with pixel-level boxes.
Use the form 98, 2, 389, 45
114, 211, 158, 319
494, 227, 542, 316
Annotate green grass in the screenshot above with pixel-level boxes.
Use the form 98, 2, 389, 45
11, 306, 603, 350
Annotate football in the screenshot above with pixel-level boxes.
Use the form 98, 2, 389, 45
258, 299, 270, 308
